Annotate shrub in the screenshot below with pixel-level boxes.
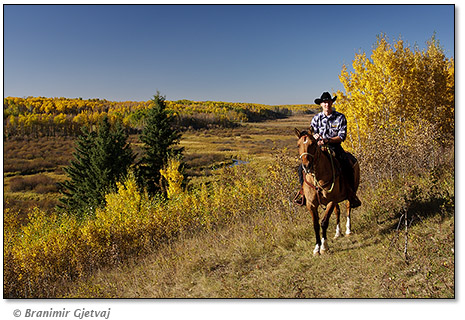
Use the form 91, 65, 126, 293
8, 174, 57, 193
160, 157, 184, 199
3, 161, 269, 298
8, 176, 30, 192
34, 183, 59, 194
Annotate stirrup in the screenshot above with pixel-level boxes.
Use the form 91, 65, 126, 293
293, 190, 306, 206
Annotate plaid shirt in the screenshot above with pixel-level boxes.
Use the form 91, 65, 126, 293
310, 110, 347, 141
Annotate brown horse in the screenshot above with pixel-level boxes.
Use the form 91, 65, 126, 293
295, 127, 360, 255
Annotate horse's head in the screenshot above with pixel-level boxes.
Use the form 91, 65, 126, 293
294, 127, 317, 169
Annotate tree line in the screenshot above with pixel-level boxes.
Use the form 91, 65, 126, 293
3, 96, 312, 138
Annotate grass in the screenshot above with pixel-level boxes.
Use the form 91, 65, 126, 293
62, 202, 454, 298
60, 112, 454, 298
3, 112, 454, 298
3, 114, 309, 214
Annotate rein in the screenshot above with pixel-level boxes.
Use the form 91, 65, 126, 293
300, 138, 336, 197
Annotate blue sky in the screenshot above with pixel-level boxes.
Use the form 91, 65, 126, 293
3, 4, 455, 105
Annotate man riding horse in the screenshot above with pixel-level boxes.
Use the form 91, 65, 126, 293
294, 91, 361, 208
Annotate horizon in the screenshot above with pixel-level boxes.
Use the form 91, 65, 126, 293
3, 95, 321, 106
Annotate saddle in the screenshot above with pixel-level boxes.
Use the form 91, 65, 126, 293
345, 152, 357, 167
293, 147, 359, 207
324, 146, 357, 173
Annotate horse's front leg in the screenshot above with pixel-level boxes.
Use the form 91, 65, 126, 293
320, 202, 336, 254
307, 201, 321, 256
334, 203, 342, 239
345, 201, 352, 235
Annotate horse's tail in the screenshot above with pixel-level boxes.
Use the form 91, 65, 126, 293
346, 153, 360, 192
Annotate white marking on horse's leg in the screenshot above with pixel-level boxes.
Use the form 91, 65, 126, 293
313, 244, 320, 256
320, 238, 329, 253
346, 217, 352, 235
334, 224, 342, 238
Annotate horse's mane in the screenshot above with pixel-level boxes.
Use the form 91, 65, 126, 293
299, 130, 310, 138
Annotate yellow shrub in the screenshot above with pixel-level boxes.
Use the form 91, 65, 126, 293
4, 162, 274, 298
160, 157, 184, 199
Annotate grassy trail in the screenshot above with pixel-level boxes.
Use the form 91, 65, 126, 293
65, 205, 453, 298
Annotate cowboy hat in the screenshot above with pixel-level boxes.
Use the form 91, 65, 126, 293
314, 92, 337, 104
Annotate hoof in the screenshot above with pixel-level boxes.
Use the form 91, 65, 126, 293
321, 239, 329, 253
345, 231, 352, 236
313, 244, 320, 256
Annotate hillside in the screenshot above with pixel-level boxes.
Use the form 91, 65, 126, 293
64, 210, 454, 298
4, 114, 454, 298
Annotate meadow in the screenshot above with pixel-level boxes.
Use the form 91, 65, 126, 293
3, 111, 308, 216
3, 112, 454, 298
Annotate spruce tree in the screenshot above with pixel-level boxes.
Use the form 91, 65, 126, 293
137, 92, 183, 196
58, 126, 97, 217
58, 116, 134, 218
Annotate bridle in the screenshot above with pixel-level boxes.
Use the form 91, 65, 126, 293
298, 135, 317, 174
298, 134, 336, 200
299, 152, 314, 160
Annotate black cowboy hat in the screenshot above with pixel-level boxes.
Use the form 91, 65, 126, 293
314, 92, 337, 104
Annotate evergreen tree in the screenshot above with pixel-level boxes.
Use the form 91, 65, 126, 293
58, 116, 134, 218
58, 126, 96, 217
137, 92, 183, 196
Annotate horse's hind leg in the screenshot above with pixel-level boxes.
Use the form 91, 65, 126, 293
345, 201, 352, 235
334, 204, 342, 239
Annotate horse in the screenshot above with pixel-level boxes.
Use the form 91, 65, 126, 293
294, 127, 360, 255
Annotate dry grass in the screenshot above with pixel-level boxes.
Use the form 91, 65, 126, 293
62, 198, 453, 298
4, 137, 74, 175
8, 174, 57, 193
4, 113, 454, 298
61, 114, 454, 298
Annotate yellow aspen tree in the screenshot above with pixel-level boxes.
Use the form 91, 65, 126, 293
338, 34, 454, 152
